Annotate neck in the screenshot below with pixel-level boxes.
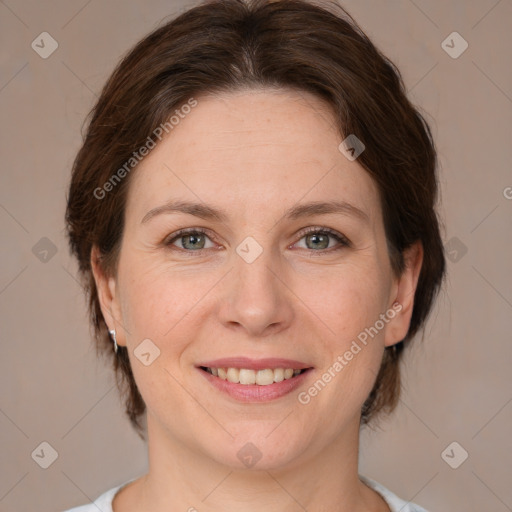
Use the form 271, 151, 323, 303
131, 413, 387, 512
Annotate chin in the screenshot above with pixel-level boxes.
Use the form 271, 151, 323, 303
202, 431, 308, 472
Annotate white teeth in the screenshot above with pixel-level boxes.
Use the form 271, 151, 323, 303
239, 368, 256, 385
226, 367, 239, 383
273, 368, 284, 382
256, 369, 274, 385
205, 367, 306, 385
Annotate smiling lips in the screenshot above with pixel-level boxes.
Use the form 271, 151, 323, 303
202, 366, 306, 385
196, 357, 313, 399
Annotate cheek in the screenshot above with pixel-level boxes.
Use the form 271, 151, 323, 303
118, 256, 200, 337
297, 264, 390, 401
118, 269, 200, 418
300, 263, 389, 342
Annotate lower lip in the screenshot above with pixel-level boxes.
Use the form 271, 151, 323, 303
197, 368, 313, 402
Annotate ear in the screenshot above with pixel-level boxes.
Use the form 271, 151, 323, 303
90, 246, 126, 347
384, 241, 423, 347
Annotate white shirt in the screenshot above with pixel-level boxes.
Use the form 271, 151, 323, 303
63, 475, 428, 511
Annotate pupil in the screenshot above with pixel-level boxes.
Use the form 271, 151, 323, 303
185, 234, 204, 249
308, 233, 328, 249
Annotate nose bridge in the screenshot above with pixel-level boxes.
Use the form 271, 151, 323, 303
236, 240, 278, 293
220, 235, 292, 336
234, 235, 281, 305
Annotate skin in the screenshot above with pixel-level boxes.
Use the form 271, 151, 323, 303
92, 88, 423, 512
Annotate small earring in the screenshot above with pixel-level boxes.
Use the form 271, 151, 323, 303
109, 329, 118, 354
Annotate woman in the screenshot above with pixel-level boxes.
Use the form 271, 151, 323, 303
64, 0, 446, 510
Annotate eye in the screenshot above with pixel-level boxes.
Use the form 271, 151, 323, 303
294, 227, 350, 252
165, 228, 216, 251
164, 226, 350, 254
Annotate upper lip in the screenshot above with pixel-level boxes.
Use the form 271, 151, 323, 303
197, 357, 313, 371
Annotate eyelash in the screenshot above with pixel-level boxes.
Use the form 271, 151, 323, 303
164, 226, 350, 255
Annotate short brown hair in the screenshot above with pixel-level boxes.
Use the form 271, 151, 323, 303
66, 0, 446, 439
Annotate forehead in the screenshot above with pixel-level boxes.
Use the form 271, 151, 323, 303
127, 89, 381, 226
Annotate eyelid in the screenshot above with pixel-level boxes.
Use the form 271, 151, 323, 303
294, 226, 350, 246
164, 227, 218, 248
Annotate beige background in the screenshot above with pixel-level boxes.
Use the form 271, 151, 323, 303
1, 0, 511, 511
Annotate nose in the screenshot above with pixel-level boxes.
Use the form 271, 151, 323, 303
217, 243, 294, 338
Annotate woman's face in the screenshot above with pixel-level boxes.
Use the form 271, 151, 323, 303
96, 88, 420, 470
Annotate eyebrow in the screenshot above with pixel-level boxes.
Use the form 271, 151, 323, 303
141, 199, 370, 225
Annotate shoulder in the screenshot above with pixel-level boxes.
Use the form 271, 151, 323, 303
62, 482, 126, 512
360, 475, 430, 512
64, 476, 429, 512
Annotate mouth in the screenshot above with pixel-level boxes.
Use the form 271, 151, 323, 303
199, 366, 309, 385
196, 357, 314, 402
